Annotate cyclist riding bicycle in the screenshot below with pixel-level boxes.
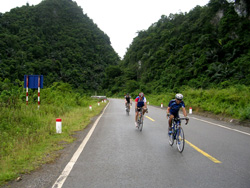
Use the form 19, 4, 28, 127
135, 92, 148, 127
166, 93, 189, 135
125, 93, 132, 110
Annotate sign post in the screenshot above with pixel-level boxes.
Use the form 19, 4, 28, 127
24, 75, 43, 108
38, 76, 40, 109
26, 76, 29, 105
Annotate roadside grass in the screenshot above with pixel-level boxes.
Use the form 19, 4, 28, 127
0, 98, 107, 186
146, 85, 250, 121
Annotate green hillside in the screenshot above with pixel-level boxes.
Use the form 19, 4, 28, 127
106, 0, 250, 94
0, 0, 119, 90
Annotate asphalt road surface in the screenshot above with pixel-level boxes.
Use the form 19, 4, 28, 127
51, 98, 250, 188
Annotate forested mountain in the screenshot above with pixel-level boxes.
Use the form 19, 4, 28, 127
105, 0, 250, 95
0, 0, 119, 90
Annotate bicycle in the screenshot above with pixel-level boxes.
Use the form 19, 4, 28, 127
125, 103, 131, 115
137, 107, 144, 131
168, 117, 189, 153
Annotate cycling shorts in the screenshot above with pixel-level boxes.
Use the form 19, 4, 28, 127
170, 112, 180, 125
135, 107, 143, 112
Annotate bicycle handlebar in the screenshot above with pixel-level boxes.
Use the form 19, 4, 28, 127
174, 117, 188, 120
136, 107, 148, 113
174, 117, 189, 125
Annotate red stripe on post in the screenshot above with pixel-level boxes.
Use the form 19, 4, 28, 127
38, 76, 40, 108
56, 118, 62, 122
38, 76, 40, 87
26, 76, 28, 105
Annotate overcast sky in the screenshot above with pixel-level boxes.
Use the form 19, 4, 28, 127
0, 0, 210, 58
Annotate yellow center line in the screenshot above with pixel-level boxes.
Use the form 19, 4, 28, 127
145, 116, 155, 121
186, 140, 222, 163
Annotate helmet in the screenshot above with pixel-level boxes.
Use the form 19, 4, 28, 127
175, 93, 183, 100
139, 92, 144, 98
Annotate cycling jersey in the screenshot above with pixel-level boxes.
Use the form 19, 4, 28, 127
135, 96, 146, 107
125, 95, 131, 103
168, 99, 185, 117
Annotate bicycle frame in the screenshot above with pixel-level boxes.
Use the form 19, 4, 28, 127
172, 120, 180, 141
137, 107, 143, 131
126, 103, 130, 115
169, 117, 187, 153
126, 102, 130, 109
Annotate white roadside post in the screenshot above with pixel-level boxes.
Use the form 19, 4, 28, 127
89, 105, 92, 110
161, 103, 163, 108
56, 118, 62, 133
189, 107, 192, 114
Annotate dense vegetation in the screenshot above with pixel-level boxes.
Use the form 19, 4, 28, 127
0, 78, 107, 185
0, 0, 119, 91
105, 0, 250, 95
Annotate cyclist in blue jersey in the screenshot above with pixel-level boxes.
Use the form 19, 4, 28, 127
166, 93, 189, 135
135, 92, 148, 127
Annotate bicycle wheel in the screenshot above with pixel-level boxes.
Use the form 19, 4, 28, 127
126, 108, 129, 115
168, 127, 174, 146
176, 127, 185, 153
126, 104, 129, 115
137, 115, 140, 129
139, 118, 143, 132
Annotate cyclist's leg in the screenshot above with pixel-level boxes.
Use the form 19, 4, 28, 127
168, 114, 174, 134
139, 109, 143, 131
176, 114, 181, 125
141, 105, 145, 120
168, 113, 175, 128
142, 104, 146, 115
135, 109, 139, 127
169, 112, 179, 133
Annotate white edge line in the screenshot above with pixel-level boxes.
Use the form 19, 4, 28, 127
52, 102, 110, 188
191, 117, 250, 136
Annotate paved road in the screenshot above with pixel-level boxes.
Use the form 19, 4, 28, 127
53, 98, 250, 188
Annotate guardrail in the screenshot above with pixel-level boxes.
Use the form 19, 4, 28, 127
91, 96, 107, 99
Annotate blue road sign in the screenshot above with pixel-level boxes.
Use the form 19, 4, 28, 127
24, 75, 43, 88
